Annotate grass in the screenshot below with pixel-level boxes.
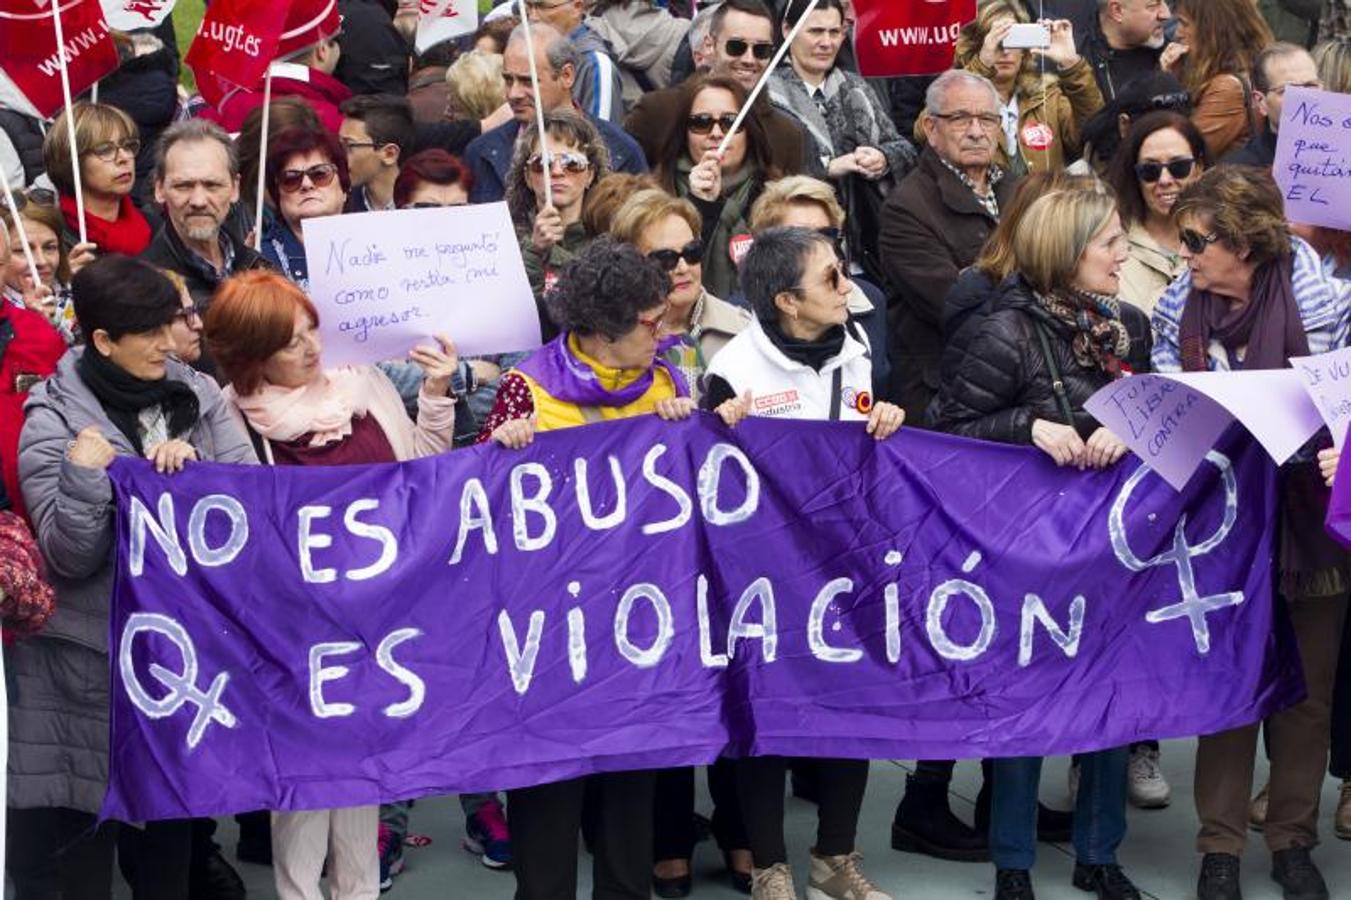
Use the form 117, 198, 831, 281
172, 0, 504, 92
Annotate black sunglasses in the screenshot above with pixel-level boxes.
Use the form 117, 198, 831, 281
1180, 228, 1220, 255
8, 188, 56, 211
687, 113, 738, 135
278, 164, 339, 193
1135, 158, 1195, 183
648, 239, 704, 272
724, 38, 775, 60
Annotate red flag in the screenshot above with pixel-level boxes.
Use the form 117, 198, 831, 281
184, 0, 289, 104
851, 0, 976, 78
276, 0, 339, 59
0, 0, 121, 118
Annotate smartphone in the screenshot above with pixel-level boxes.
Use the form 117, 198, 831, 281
1002, 23, 1050, 49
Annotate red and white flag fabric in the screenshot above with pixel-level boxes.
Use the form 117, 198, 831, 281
0, 0, 121, 118
851, 0, 976, 78
99, 0, 174, 32
184, 0, 289, 105
415, 0, 477, 54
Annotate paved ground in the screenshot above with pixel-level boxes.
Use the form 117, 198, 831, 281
118, 740, 1351, 899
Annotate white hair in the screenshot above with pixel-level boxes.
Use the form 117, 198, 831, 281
924, 69, 1001, 116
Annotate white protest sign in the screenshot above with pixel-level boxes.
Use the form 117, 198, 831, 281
1292, 346, 1351, 450
303, 203, 542, 368
1085, 369, 1325, 490
415, 0, 477, 54
1272, 86, 1351, 230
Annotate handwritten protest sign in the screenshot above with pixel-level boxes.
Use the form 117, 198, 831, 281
1273, 86, 1351, 230
1293, 346, 1351, 449
1086, 370, 1325, 489
303, 203, 541, 367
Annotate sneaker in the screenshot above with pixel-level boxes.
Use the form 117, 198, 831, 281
1250, 784, 1269, 832
1271, 845, 1329, 900
1071, 863, 1141, 899
995, 869, 1036, 900
807, 851, 890, 900
751, 863, 796, 900
463, 798, 512, 870
1335, 780, 1351, 841
378, 824, 405, 893
1126, 746, 1170, 808
1197, 852, 1242, 900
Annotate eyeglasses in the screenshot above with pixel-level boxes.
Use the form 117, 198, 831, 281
525, 151, 591, 174
1134, 157, 1195, 182
687, 113, 739, 135
724, 38, 775, 60
1180, 228, 1221, 255
931, 111, 1001, 130
277, 164, 339, 193
340, 138, 379, 152
173, 304, 202, 325
85, 137, 141, 162
795, 260, 847, 293
8, 188, 56, 211
1142, 91, 1191, 113
524, 0, 572, 9
1269, 79, 1323, 96
405, 200, 467, 209
647, 239, 704, 271
637, 306, 668, 334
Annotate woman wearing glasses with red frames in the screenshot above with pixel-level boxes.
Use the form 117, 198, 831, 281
1104, 111, 1208, 316
505, 110, 612, 340
41, 102, 151, 259
652, 74, 793, 302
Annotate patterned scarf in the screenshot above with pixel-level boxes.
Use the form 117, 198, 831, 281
1035, 287, 1131, 377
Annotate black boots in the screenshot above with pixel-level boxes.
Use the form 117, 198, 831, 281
891, 774, 989, 862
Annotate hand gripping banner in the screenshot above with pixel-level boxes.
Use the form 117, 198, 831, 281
102, 417, 1301, 821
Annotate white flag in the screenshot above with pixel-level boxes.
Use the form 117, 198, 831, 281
100, 0, 176, 31
415, 0, 477, 54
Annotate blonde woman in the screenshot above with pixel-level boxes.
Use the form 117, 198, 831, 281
446, 50, 507, 121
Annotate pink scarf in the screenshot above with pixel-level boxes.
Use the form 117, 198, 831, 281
232, 369, 370, 447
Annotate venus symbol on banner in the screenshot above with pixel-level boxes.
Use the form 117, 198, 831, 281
119, 612, 237, 750
1108, 451, 1243, 655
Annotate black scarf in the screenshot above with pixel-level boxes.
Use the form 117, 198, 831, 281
764, 319, 846, 373
76, 347, 200, 455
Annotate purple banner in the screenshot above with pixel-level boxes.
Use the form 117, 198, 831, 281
102, 417, 1302, 822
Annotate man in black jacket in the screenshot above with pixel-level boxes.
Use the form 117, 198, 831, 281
1223, 42, 1321, 169
1077, 0, 1173, 101
139, 120, 269, 374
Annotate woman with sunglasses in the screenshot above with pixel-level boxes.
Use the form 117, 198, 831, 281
260, 126, 352, 290
1164, 0, 1273, 161
1105, 112, 1207, 316
42, 102, 153, 257
654, 74, 792, 301
950, 0, 1103, 176
767, 0, 914, 286
1151, 165, 1351, 900
705, 226, 902, 900
505, 109, 612, 338
931, 185, 1149, 900
2, 200, 86, 345
477, 238, 696, 900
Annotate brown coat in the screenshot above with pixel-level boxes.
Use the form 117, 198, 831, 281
623, 80, 807, 174
1190, 73, 1258, 162
878, 147, 1020, 420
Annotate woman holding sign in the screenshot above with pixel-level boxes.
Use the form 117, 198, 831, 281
929, 185, 1150, 900
477, 237, 697, 900
653, 74, 793, 301
1151, 166, 1350, 900
204, 270, 460, 900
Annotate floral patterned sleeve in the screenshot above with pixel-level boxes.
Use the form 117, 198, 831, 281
475, 371, 536, 444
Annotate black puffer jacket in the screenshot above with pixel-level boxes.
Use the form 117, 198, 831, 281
0, 108, 45, 186
930, 276, 1152, 445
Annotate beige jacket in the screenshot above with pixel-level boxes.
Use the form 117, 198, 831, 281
1119, 224, 1185, 316
692, 292, 753, 362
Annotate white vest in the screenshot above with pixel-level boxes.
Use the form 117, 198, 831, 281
705, 319, 874, 421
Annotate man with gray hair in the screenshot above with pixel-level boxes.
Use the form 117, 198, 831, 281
140, 120, 269, 323
463, 22, 646, 204
879, 70, 1019, 422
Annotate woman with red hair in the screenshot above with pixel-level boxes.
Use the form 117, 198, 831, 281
204, 269, 460, 900
393, 149, 475, 209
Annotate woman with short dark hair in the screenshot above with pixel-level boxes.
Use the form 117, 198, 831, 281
12, 255, 256, 898
260, 126, 352, 288
477, 237, 697, 900
1152, 165, 1351, 900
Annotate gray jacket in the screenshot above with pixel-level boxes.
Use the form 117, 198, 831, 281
11, 350, 256, 814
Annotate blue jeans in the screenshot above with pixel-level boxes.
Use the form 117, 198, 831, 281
989, 747, 1128, 871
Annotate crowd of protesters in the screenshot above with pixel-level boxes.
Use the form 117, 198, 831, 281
3, 0, 1351, 899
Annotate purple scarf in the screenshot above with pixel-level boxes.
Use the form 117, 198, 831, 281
1178, 253, 1310, 372
516, 333, 690, 407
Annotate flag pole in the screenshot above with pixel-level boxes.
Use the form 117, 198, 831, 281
253, 66, 273, 253
0, 165, 41, 292
50, 0, 87, 245
515, 4, 552, 209
717, 0, 821, 156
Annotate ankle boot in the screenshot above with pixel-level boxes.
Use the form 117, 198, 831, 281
891, 775, 988, 862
